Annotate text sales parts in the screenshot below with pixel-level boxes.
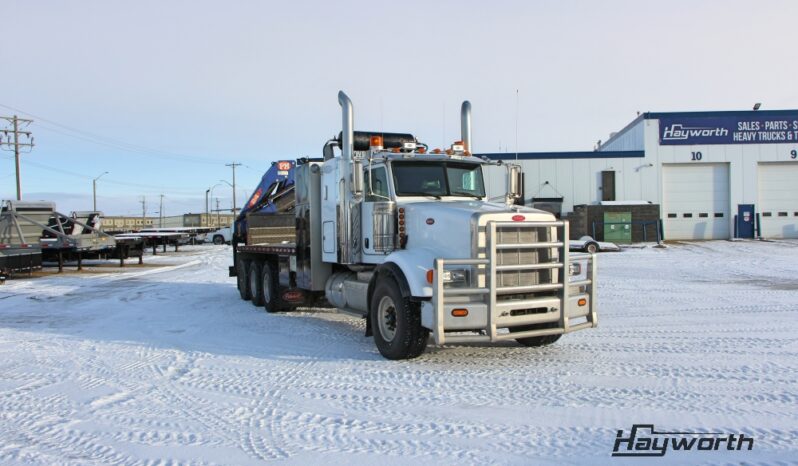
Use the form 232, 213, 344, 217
659, 113, 798, 145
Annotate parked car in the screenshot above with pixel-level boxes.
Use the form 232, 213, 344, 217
207, 227, 232, 245
569, 235, 620, 253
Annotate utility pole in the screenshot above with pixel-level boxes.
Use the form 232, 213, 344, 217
140, 196, 146, 218
205, 188, 211, 227
215, 197, 220, 227
92, 171, 109, 211
1, 115, 35, 200
225, 162, 241, 217
159, 194, 164, 228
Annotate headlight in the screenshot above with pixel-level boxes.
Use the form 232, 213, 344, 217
568, 259, 588, 283
443, 268, 470, 288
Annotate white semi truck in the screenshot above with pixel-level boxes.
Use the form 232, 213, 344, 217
231, 92, 597, 359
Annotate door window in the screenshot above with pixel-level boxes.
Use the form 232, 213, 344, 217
366, 167, 390, 201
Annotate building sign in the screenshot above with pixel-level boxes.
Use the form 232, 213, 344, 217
659, 114, 798, 145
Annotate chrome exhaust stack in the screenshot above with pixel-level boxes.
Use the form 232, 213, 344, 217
336, 91, 361, 264
338, 91, 354, 163
461, 101, 472, 151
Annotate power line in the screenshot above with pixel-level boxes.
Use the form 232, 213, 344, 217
17, 158, 203, 194
0, 103, 228, 165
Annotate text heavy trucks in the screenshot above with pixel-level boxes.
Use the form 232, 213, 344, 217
231, 92, 597, 359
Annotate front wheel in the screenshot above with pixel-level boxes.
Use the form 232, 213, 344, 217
370, 277, 429, 360
213, 235, 224, 245
585, 242, 599, 254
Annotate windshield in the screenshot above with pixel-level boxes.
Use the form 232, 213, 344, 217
391, 162, 486, 198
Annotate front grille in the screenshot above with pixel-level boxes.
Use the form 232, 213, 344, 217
495, 225, 554, 292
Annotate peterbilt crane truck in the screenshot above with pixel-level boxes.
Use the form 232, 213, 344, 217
231, 91, 597, 359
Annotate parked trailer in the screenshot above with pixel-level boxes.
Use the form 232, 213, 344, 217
5, 201, 125, 271
0, 203, 42, 283
231, 92, 598, 359
69, 211, 145, 266
116, 231, 189, 255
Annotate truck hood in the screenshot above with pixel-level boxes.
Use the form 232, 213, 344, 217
401, 200, 554, 259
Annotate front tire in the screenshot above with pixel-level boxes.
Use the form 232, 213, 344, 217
370, 277, 429, 360
510, 322, 562, 347
213, 235, 224, 245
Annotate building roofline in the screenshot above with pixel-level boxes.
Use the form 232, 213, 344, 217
643, 109, 798, 119
478, 150, 644, 161
597, 113, 645, 151
599, 108, 798, 150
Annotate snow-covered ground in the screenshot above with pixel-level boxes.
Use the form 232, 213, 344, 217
1, 242, 797, 465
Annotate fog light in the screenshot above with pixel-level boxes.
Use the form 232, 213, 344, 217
451, 308, 469, 317
578, 298, 587, 307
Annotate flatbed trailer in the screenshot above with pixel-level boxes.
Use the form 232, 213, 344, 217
0, 212, 42, 283
116, 232, 188, 255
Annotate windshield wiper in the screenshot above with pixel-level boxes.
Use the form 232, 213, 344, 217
398, 191, 442, 199
449, 191, 483, 199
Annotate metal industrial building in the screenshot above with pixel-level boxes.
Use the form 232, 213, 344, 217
483, 109, 798, 240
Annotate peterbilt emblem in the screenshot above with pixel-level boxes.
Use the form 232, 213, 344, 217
426, 218, 435, 225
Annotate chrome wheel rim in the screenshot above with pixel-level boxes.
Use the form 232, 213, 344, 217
377, 295, 397, 342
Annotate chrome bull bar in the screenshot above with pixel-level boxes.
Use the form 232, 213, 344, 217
430, 220, 598, 345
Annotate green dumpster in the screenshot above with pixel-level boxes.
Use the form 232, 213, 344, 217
604, 211, 632, 243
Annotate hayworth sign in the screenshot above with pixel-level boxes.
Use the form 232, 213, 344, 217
659, 113, 798, 145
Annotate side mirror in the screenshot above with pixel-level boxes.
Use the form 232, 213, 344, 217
508, 165, 522, 201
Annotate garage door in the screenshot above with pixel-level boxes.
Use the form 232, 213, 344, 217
758, 163, 798, 238
662, 163, 730, 240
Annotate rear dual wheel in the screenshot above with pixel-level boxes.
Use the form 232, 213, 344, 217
261, 262, 289, 313
249, 261, 264, 306
236, 258, 251, 301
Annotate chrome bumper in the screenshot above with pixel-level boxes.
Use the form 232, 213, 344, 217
424, 220, 598, 345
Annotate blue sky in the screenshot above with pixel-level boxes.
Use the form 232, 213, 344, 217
2, 0, 796, 215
